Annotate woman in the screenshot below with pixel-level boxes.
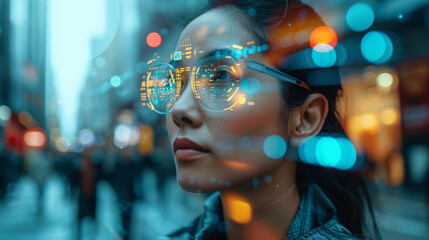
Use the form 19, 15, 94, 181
144, 0, 380, 239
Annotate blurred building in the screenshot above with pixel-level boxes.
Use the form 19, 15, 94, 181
6, 0, 48, 128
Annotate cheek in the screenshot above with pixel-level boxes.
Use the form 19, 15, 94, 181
208, 86, 284, 137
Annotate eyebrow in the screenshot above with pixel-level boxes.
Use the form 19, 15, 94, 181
168, 48, 235, 68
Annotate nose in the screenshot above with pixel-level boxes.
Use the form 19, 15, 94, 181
170, 83, 202, 128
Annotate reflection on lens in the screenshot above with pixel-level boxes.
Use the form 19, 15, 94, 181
194, 57, 241, 111
146, 64, 181, 114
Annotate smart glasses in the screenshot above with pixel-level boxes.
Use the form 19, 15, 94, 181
142, 55, 311, 114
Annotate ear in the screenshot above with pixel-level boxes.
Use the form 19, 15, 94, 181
288, 93, 329, 147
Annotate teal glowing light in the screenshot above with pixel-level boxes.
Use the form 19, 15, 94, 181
346, 3, 374, 32
360, 31, 393, 64
263, 135, 287, 159
110, 75, 121, 87
311, 47, 337, 68
315, 137, 341, 168
242, 77, 261, 94
299, 135, 358, 170
298, 137, 319, 165
336, 138, 357, 170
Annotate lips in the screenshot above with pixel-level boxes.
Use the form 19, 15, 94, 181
173, 138, 210, 160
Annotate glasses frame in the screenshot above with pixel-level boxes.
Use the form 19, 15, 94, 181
145, 55, 312, 114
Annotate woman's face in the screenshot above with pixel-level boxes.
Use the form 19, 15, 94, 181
167, 9, 291, 192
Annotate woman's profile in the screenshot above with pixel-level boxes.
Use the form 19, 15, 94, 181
143, 0, 380, 239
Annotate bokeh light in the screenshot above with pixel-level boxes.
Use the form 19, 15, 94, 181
224, 194, 252, 224
299, 136, 358, 170
114, 124, 140, 148
310, 26, 338, 52
23, 129, 47, 148
263, 135, 287, 159
376, 72, 394, 88
361, 31, 393, 64
146, 32, 162, 48
335, 138, 357, 170
335, 43, 348, 66
360, 113, 379, 131
110, 75, 122, 87
381, 108, 400, 125
0, 105, 12, 124
78, 128, 95, 147
346, 3, 375, 32
298, 137, 319, 165
242, 78, 261, 95
315, 137, 341, 168
311, 46, 337, 68
55, 137, 70, 152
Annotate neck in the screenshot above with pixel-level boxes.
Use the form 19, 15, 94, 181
220, 160, 300, 240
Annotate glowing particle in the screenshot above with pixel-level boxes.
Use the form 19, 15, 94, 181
360, 31, 393, 64
239, 96, 246, 104
376, 73, 394, 88
248, 8, 256, 16
146, 32, 162, 48
263, 135, 287, 159
110, 75, 121, 87
310, 26, 337, 52
252, 178, 259, 187
95, 57, 106, 68
264, 175, 272, 183
346, 3, 374, 32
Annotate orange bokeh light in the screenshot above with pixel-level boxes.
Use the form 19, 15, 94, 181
224, 193, 252, 224
309, 26, 338, 50
23, 128, 47, 148
146, 32, 162, 48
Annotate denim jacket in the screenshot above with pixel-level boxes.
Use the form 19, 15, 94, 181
166, 184, 358, 240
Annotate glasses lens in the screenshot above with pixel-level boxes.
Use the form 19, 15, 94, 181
146, 64, 180, 114
194, 57, 241, 111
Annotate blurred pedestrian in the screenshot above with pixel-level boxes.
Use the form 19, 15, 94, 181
77, 148, 99, 240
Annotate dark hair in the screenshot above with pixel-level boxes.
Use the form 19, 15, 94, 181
208, 0, 380, 239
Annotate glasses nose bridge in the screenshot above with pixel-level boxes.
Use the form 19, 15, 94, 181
172, 68, 199, 112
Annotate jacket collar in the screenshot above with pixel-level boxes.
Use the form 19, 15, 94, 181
185, 184, 342, 240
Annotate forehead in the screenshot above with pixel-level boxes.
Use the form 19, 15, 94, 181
174, 9, 258, 64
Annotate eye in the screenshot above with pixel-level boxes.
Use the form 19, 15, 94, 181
212, 66, 234, 82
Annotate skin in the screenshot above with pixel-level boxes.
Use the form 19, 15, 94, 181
166, 8, 329, 240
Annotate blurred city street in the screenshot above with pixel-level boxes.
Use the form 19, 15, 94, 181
0, 174, 205, 240
0, 175, 428, 240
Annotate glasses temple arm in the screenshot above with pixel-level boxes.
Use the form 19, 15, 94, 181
244, 60, 312, 92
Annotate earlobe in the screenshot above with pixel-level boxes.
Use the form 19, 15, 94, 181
289, 93, 329, 147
